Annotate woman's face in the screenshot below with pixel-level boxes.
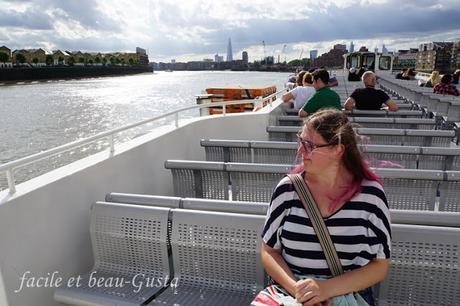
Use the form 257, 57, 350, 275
298, 127, 338, 174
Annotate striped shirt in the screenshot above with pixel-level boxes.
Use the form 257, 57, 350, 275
262, 176, 391, 278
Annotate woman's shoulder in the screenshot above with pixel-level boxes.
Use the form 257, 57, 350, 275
355, 179, 388, 207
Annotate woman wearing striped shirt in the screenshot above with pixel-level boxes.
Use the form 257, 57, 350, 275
260, 109, 391, 306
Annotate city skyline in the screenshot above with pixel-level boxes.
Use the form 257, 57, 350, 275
1, 0, 460, 63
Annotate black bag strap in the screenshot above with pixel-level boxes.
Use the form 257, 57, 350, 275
288, 174, 344, 277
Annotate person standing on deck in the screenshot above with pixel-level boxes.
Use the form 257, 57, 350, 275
298, 69, 341, 117
344, 71, 399, 111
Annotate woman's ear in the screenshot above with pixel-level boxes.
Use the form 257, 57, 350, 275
335, 143, 345, 159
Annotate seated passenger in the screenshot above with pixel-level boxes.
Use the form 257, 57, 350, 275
282, 72, 316, 110
298, 69, 341, 117
423, 71, 441, 88
328, 75, 339, 87
395, 69, 406, 79
433, 74, 460, 96
453, 69, 460, 87
344, 71, 399, 111
254, 109, 391, 306
401, 68, 416, 80
348, 68, 361, 81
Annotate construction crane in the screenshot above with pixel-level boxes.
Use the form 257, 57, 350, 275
299, 48, 304, 60
282, 44, 287, 64
262, 40, 266, 63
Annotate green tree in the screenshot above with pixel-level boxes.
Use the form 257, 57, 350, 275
115, 57, 121, 65
128, 58, 134, 66
46, 55, 54, 66
78, 57, 85, 64
15, 53, 26, 64
68, 56, 75, 65
58, 56, 64, 64
95, 57, 101, 64
287, 59, 302, 67
0, 52, 9, 63
102, 57, 107, 65
109, 57, 115, 65
120, 58, 125, 66
32, 57, 39, 65
88, 59, 93, 65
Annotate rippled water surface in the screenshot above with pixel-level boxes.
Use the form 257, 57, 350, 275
0, 71, 290, 189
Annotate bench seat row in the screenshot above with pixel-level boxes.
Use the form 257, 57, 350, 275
54, 197, 460, 306
165, 160, 460, 212
201, 139, 460, 170
267, 126, 455, 146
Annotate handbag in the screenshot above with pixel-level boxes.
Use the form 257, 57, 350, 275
287, 174, 370, 306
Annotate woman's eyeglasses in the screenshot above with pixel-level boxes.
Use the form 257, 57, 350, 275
297, 133, 335, 153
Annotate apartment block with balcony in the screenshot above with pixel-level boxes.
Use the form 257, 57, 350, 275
416, 42, 453, 73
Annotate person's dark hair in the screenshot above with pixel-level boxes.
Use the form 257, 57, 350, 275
296, 71, 307, 86
297, 109, 379, 211
404, 68, 416, 77
312, 69, 329, 84
440, 74, 452, 84
308, 68, 316, 73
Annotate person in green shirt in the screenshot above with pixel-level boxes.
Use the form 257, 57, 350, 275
298, 69, 342, 117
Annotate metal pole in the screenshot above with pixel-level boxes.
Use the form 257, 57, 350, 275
109, 134, 115, 156
6, 169, 16, 194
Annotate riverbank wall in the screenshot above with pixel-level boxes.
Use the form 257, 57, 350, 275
0, 66, 153, 82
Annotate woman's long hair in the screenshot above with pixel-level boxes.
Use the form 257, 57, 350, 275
292, 109, 379, 212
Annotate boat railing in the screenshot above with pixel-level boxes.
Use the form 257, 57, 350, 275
0, 88, 287, 194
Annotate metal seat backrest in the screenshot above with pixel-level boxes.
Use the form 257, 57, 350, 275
165, 160, 228, 200
439, 171, 460, 212
374, 169, 443, 210
378, 224, 460, 305
91, 202, 170, 279
170, 209, 265, 293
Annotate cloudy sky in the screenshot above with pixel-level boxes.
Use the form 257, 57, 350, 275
1, 0, 460, 63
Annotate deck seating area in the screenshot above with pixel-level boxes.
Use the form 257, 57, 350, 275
55, 74, 460, 305
164, 160, 460, 211
268, 126, 455, 146
201, 139, 460, 170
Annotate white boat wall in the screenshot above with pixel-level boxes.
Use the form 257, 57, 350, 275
0, 99, 285, 306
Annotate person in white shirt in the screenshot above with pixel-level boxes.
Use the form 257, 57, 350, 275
282, 72, 316, 110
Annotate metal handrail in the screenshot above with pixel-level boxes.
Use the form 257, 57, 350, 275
1, 88, 287, 194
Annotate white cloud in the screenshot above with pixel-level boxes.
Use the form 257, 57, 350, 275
0, 0, 459, 62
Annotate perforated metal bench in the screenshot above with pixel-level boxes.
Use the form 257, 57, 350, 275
378, 224, 460, 305
149, 209, 265, 305
201, 139, 460, 170
165, 160, 291, 202
54, 203, 171, 306
267, 126, 455, 146
440, 171, 460, 212
277, 116, 438, 129
105, 193, 460, 227
165, 160, 457, 210
283, 109, 423, 117
374, 168, 443, 211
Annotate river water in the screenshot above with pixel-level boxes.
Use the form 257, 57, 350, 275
0, 71, 290, 190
